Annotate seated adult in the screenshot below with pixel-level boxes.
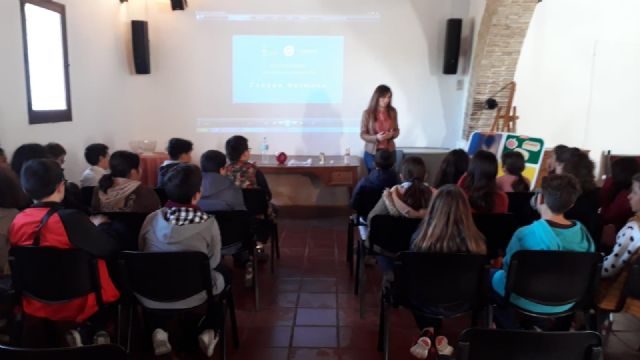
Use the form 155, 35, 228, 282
458, 150, 509, 213
92, 150, 161, 213
408, 185, 486, 358
80, 143, 110, 188
198, 150, 246, 212
599, 157, 640, 231
9, 159, 119, 345
491, 174, 595, 329
433, 149, 469, 189
598, 173, 640, 316
138, 164, 225, 357
350, 149, 399, 216
157, 138, 193, 188
497, 151, 530, 193
558, 151, 600, 235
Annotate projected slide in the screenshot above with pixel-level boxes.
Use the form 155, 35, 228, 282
233, 35, 344, 104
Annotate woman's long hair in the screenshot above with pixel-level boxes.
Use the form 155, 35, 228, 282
99, 151, 140, 194
365, 84, 395, 119
562, 151, 596, 193
462, 150, 500, 213
434, 149, 469, 188
502, 151, 529, 192
608, 157, 640, 201
412, 185, 486, 254
400, 156, 432, 210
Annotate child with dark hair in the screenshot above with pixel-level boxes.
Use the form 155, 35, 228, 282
350, 149, 399, 216
10, 143, 47, 176
224, 135, 272, 200
458, 150, 509, 213
9, 159, 119, 346
44, 142, 67, 166
80, 143, 110, 188
434, 149, 469, 188
92, 150, 160, 212
198, 150, 246, 212
558, 151, 600, 236
497, 151, 530, 192
157, 138, 193, 188
492, 174, 594, 326
599, 157, 640, 231
138, 163, 224, 357
546, 144, 569, 175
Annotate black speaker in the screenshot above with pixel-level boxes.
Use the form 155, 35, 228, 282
131, 20, 150, 75
171, 0, 187, 10
443, 18, 462, 75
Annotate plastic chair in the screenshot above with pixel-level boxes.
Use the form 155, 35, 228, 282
242, 188, 279, 274
118, 251, 239, 359
472, 213, 519, 259
0, 344, 128, 360
457, 328, 603, 360
379, 252, 490, 360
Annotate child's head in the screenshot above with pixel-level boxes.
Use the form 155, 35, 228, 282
21, 159, 65, 202
374, 149, 395, 170
84, 143, 110, 169
560, 151, 596, 192
611, 157, 640, 194
463, 150, 499, 212
225, 135, 250, 162
200, 150, 227, 174
99, 151, 141, 193
538, 174, 581, 215
412, 185, 486, 254
547, 144, 569, 172
167, 138, 193, 163
400, 156, 432, 211
10, 143, 47, 176
164, 164, 202, 205
501, 151, 525, 176
44, 142, 67, 166
434, 149, 469, 188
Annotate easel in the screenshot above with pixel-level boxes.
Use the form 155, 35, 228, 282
489, 81, 519, 133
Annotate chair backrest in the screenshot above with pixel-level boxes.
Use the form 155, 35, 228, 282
154, 187, 168, 206
209, 210, 253, 248
118, 251, 213, 303
242, 188, 269, 217
9, 246, 103, 305
80, 186, 96, 208
0, 344, 128, 360
98, 212, 151, 251
472, 213, 518, 258
505, 250, 602, 311
457, 328, 603, 360
368, 215, 422, 254
393, 252, 489, 309
624, 256, 640, 300
506, 192, 540, 227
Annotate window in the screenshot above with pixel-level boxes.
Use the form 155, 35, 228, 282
20, 0, 72, 124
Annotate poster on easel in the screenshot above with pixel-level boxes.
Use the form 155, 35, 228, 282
467, 131, 545, 190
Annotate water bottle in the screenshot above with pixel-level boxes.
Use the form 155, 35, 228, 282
261, 137, 269, 164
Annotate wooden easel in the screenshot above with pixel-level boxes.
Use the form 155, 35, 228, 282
490, 81, 519, 133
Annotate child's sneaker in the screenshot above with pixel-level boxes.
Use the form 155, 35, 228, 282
198, 329, 219, 358
435, 336, 453, 356
152, 328, 172, 356
93, 330, 111, 345
410, 336, 432, 359
244, 262, 254, 288
65, 329, 83, 347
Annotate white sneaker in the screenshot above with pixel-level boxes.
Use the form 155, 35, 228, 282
409, 336, 431, 359
93, 330, 111, 345
152, 328, 172, 356
198, 329, 219, 358
65, 329, 83, 347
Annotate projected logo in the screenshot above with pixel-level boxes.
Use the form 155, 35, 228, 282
233, 35, 344, 104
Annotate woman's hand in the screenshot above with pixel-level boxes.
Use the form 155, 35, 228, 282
376, 132, 387, 141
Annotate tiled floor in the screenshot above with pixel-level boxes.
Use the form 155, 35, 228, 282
221, 217, 639, 360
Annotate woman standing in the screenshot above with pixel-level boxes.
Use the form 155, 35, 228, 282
361, 85, 399, 172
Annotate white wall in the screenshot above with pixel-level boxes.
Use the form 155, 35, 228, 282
514, 0, 640, 169
0, 0, 481, 183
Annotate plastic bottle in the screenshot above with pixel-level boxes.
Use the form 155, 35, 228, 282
344, 147, 351, 164
261, 137, 269, 164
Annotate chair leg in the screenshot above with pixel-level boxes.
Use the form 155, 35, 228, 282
274, 223, 280, 259
227, 292, 240, 349
383, 302, 391, 360
126, 305, 133, 353
116, 304, 122, 347
270, 235, 275, 275
220, 300, 227, 360
354, 241, 361, 295
253, 255, 260, 311
358, 243, 367, 319
377, 294, 384, 352
347, 218, 354, 269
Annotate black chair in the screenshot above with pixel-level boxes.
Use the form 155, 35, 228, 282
210, 210, 260, 310
0, 344, 128, 360
472, 213, 518, 259
355, 215, 422, 318
507, 192, 539, 227
504, 250, 602, 328
118, 251, 238, 359
242, 188, 279, 274
457, 328, 603, 360
8, 247, 108, 347
80, 186, 96, 209
378, 252, 490, 360
96, 212, 151, 251
347, 188, 383, 273
154, 188, 168, 206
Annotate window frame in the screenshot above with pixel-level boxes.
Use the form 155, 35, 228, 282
20, 0, 73, 124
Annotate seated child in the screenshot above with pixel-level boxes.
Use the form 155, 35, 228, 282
80, 143, 110, 188
157, 138, 193, 188
198, 150, 246, 212
497, 151, 530, 193
350, 149, 399, 216
138, 163, 225, 357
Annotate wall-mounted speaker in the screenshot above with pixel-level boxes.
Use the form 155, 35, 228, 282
443, 18, 462, 75
171, 0, 187, 10
131, 20, 150, 75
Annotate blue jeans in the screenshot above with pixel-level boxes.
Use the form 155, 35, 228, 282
364, 151, 376, 173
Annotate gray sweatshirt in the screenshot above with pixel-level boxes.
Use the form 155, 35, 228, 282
138, 208, 224, 309
198, 172, 246, 212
